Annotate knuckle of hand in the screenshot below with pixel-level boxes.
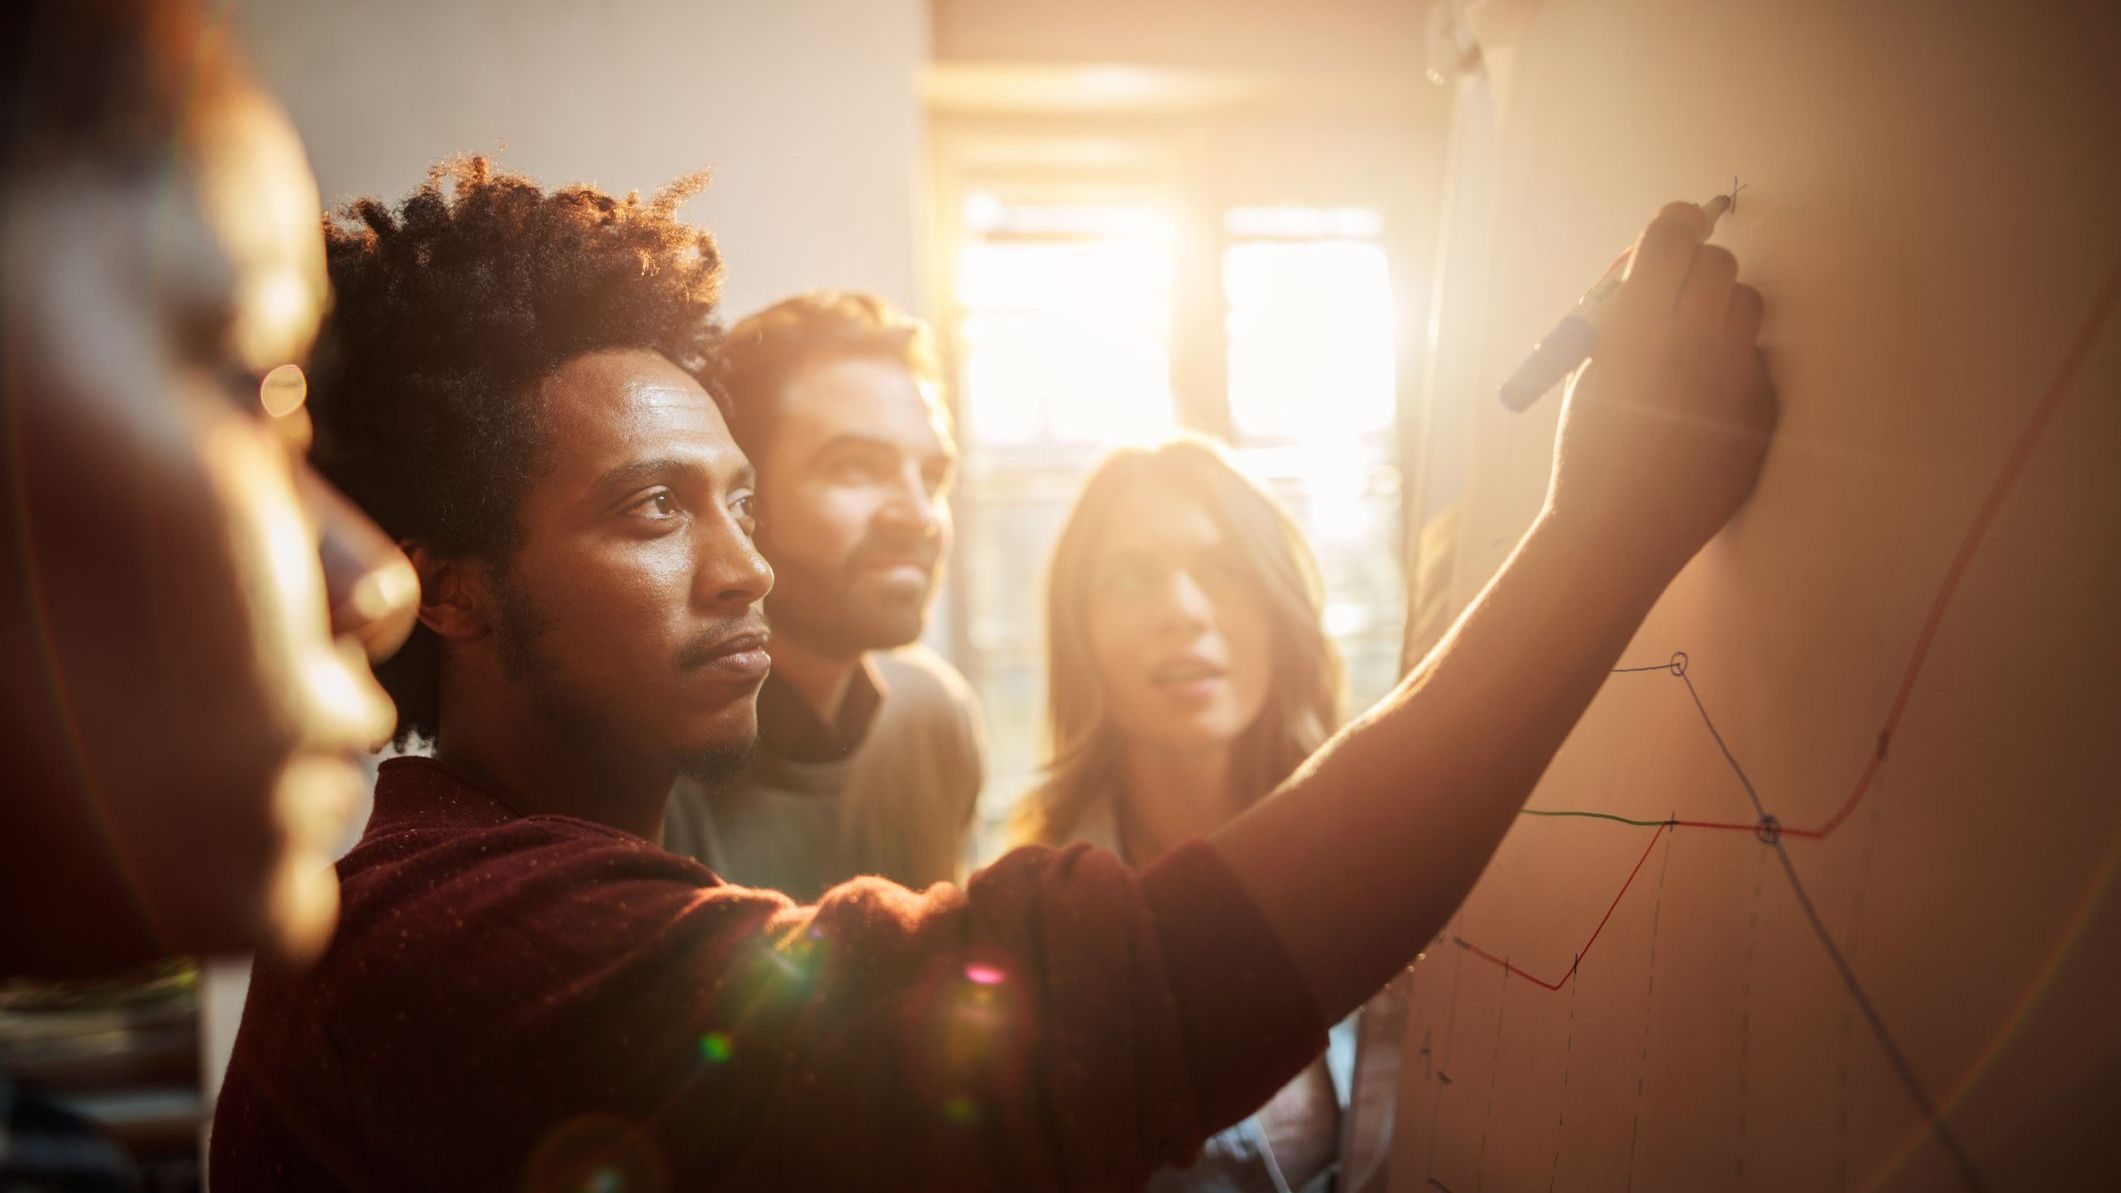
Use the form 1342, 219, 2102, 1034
1652, 201, 1706, 232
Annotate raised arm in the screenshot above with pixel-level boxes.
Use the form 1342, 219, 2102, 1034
1212, 199, 1776, 1018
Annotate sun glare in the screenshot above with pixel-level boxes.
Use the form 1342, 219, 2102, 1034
1222, 212, 1395, 444
956, 198, 1177, 448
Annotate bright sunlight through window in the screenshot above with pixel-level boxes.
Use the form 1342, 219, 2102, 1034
955, 198, 1177, 448
1222, 207, 1395, 444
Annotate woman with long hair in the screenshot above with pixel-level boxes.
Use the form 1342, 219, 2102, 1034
1016, 435, 1353, 1193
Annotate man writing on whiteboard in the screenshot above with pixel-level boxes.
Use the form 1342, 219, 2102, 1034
212, 161, 1773, 1190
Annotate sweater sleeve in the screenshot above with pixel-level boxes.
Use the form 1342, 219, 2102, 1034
220, 818, 1324, 1192
708, 839, 1327, 1189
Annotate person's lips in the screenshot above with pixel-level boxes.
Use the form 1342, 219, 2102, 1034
1146, 655, 1229, 705
862, 555, 934, 571
851, 539, 941, 580
679, 624, 772, 678
1148, 655, 1227, 686
865, 560, 935, 589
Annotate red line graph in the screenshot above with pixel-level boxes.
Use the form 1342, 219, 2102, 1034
1456, 822, 1670, 990
1453, 256, 2121, 982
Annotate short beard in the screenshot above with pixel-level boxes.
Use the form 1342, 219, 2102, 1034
760, 544, 934, 658
678, 740, 754, 792
494, 577, 560, 688
495, 572, 761, 791
764, 593, 921, 658
491, 572, 626, 766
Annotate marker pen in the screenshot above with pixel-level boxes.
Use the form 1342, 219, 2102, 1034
1497, 195, 1732, 411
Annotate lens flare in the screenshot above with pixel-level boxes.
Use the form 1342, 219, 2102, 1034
518, 1113, 666, 1193
259, 362, 307, 417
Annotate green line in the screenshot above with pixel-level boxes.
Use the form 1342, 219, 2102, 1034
1519, 808, 1672, 828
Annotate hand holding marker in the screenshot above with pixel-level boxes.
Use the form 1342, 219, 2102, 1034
1498, 188, 1739, 411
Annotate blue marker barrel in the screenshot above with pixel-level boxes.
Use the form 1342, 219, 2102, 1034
1497, 314, 1600, 411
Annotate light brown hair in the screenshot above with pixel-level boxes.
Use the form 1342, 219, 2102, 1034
719, 290, 944, 459
1014, 435, 1345, 847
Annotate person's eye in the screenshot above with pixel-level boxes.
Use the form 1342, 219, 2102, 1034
1103, 561, 1152, 598
627, 490, 682, 521
731, 491, 759, 526
830, 455, 885, 485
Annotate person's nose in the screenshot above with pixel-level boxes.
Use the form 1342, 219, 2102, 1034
876, 463, 942, 541
1153, 567, 1215, 638
694, 516, 775, 611
300, 465, 419, 661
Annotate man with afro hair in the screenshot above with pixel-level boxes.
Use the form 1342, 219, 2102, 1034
213, 160, 1775, 1191
301, 156, 747, 781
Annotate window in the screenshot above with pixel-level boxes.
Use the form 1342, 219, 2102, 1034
1222, 206, 1396, 443
936, 161, 1414, 858
1218, 207, 1405, 723
950, 197, 1184, 826
956, 198, 1178, 447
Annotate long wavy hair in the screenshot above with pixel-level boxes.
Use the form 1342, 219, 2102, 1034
1014, 436, 1345, 847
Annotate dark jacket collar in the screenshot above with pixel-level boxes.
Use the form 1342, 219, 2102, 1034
755, 655, 885, 764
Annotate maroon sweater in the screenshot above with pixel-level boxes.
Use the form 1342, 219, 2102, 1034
212, 758, 1323, 1191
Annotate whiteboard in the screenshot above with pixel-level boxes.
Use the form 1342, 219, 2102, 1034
1388, 2, 2121, 1189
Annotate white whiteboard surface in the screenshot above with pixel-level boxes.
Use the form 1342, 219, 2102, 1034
1389, 2, 2121, 1190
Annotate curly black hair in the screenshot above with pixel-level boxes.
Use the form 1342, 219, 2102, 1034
307, 157, 728, 746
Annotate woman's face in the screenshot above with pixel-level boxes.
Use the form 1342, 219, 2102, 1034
1084, 476, 1273, 753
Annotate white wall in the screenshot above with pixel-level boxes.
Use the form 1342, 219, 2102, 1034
232, 0, 930, 317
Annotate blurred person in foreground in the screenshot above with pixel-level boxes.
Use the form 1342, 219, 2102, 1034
211, 157, 1772, 1192
1016, 436, 1355, 1192
662, 292, 983, 899
0, 0, 415, 1184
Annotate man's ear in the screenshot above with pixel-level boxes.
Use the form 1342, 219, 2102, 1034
403, 543, 492, 641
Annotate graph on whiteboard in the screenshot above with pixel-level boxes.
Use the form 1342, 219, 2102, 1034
1393, 265, 2121, 1193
